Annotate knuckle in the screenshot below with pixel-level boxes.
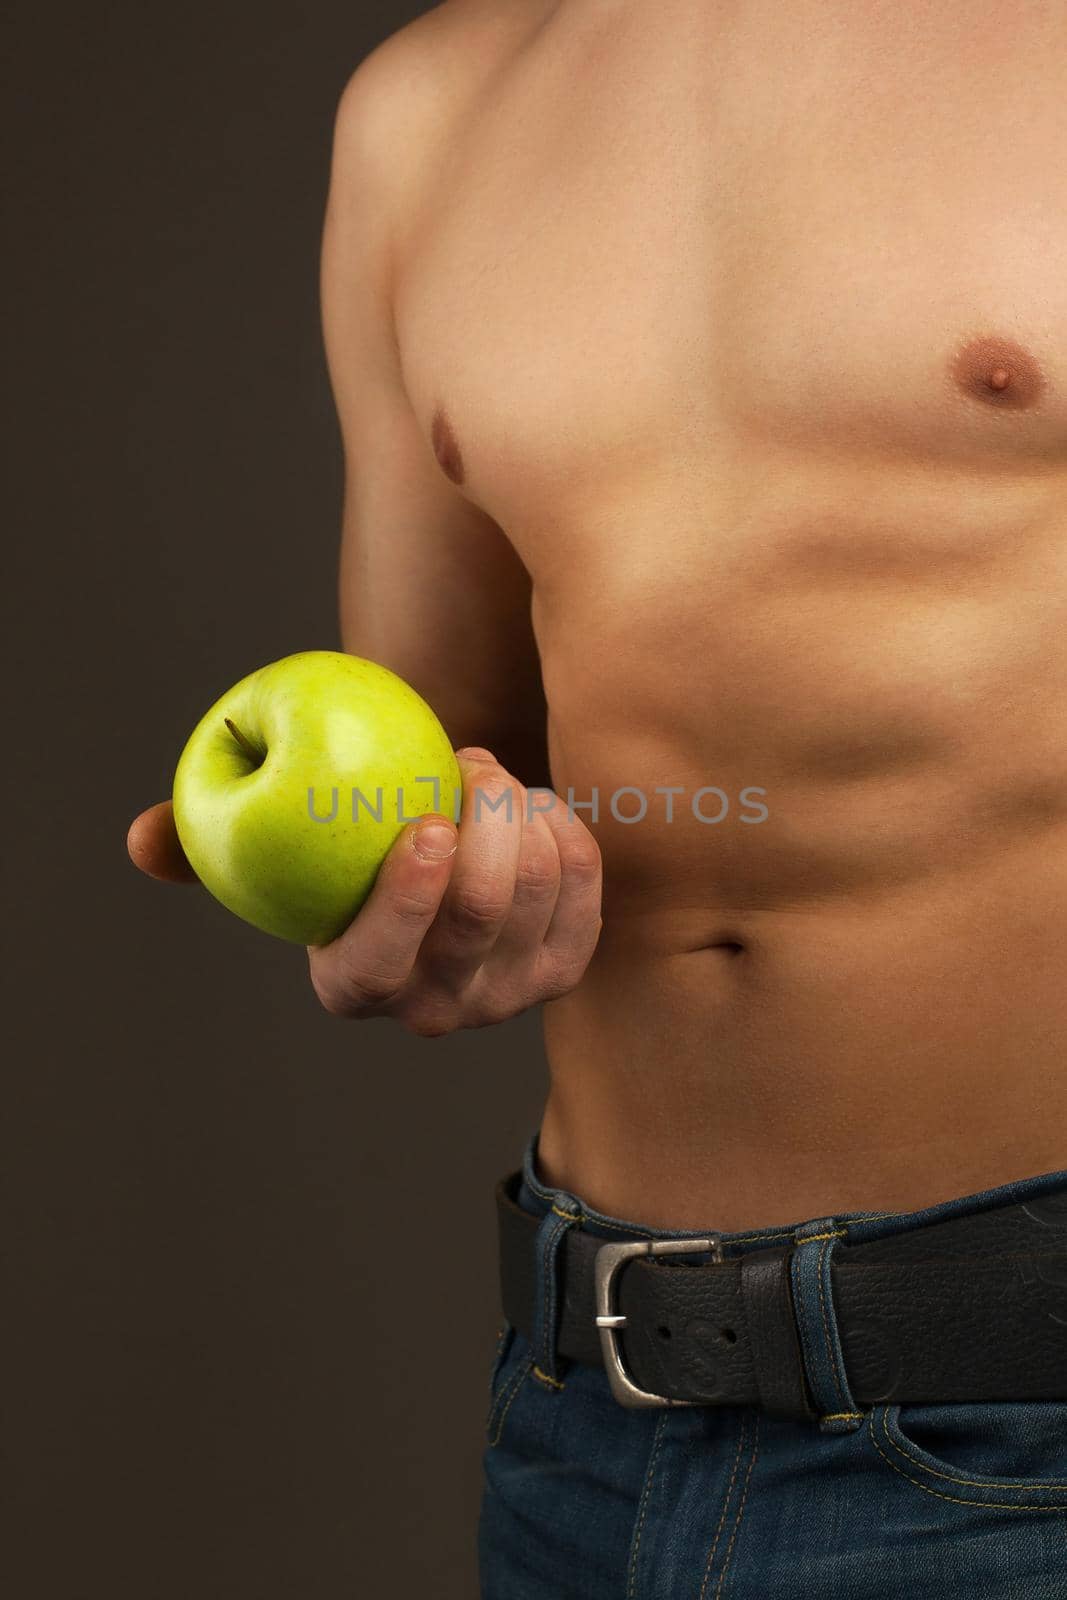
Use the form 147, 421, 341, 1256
396, 999, 457, 1038
558, 833, 602, 882
479, 774, 518, 804
312, 954, 402, 1012
314, 984, 354, 1018
350, 969, 403, 1006
448, 885, 512, 936
310, 945, 405, 1017
465, 774, 523, 821
513, 850, 561, 899
538, 951, 591, 1000
386, 883, 439, 927
310, 969, 357, 1018
465, 969, 539, 1027
465, 990, 519, 1028
539, 969, 579, 1002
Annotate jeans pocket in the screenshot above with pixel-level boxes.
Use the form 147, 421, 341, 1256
868, 1400, 1067, 1511
485, 1320, 532, 1448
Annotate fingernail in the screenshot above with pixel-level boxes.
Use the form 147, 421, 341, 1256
413, 820, 457, 860
455, 747, 495, 762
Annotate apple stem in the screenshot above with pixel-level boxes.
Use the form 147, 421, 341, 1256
224, 717, 263, 766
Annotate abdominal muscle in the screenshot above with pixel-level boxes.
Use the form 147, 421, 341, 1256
529, 470, 1067, 1232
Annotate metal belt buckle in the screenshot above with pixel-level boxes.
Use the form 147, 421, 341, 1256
594, 1235, 725, 1407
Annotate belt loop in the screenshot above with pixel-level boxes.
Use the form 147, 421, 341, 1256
529, 1190, 583, 1391
790, 1217, 865, 1434
739, 1246, 818, 1421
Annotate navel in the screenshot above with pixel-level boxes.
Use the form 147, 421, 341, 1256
950, 334, 1047, 410
430, 405, 465, 485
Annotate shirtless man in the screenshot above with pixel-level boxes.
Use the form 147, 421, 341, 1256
128, 2, 1067, 1593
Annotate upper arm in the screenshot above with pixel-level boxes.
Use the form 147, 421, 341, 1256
319, 18, 548, 784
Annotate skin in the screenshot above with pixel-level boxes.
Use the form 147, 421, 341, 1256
130, 0, 1067, 1230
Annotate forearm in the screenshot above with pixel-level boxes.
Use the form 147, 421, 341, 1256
338, 614, 550, 791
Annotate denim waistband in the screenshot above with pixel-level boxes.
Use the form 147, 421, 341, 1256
512, 1127, 1067, 1430
516, 1126, 1067, 1254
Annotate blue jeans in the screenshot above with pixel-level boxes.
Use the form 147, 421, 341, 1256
478, 1129, 1067, 1598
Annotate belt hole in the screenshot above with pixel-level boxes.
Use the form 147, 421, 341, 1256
656, 1324, 672, 1340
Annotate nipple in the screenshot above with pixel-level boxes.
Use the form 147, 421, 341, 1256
431, 406, 466, 485
950, 334, 1046, 409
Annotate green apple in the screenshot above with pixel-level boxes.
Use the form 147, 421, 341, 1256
172, 650, 462, 945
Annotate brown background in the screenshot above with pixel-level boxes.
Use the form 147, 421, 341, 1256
5, 3, 547, 1595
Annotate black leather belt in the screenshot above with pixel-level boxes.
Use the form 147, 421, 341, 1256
494, 1170, 1067, 1419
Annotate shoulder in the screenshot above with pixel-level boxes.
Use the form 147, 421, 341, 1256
330, 0, 552, 181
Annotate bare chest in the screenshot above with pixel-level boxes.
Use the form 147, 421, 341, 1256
395, 0, 1067, 583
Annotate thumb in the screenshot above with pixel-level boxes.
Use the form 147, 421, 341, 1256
126, 799, 199, 884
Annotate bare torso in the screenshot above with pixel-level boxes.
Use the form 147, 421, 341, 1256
393, 0, 1067, 1227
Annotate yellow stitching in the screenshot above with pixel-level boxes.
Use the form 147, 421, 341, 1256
796, 1229, 847, 1243
698, 1414, 752, 1600
866, 1409, 1067, 1511
626, 1411, 669, 1599
486, 1342, 521, 1434
532, 1364, 565, 1391
821, 1411, 864, 1422
731, 1215, 897, 1241
816, 1235, 848, 1411
533, 1206, 854, 1247
550, 1213, 796, 1245
714, 1413, 760, 1599
562, 1212, 656, 1238
523, 1163, 783, 1242
523, 1197, 902, 1245
487, 1355, 533, 1447
874, 1404, 1067, 1493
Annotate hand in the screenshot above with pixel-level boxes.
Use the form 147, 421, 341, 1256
307, 748, 603, 1034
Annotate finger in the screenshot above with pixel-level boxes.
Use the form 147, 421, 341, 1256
126, 800, 199, 884
415, 752, 525, 987
482, 800, 561, 964
535, 795, 603, 978
307, 813, 457, 1015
